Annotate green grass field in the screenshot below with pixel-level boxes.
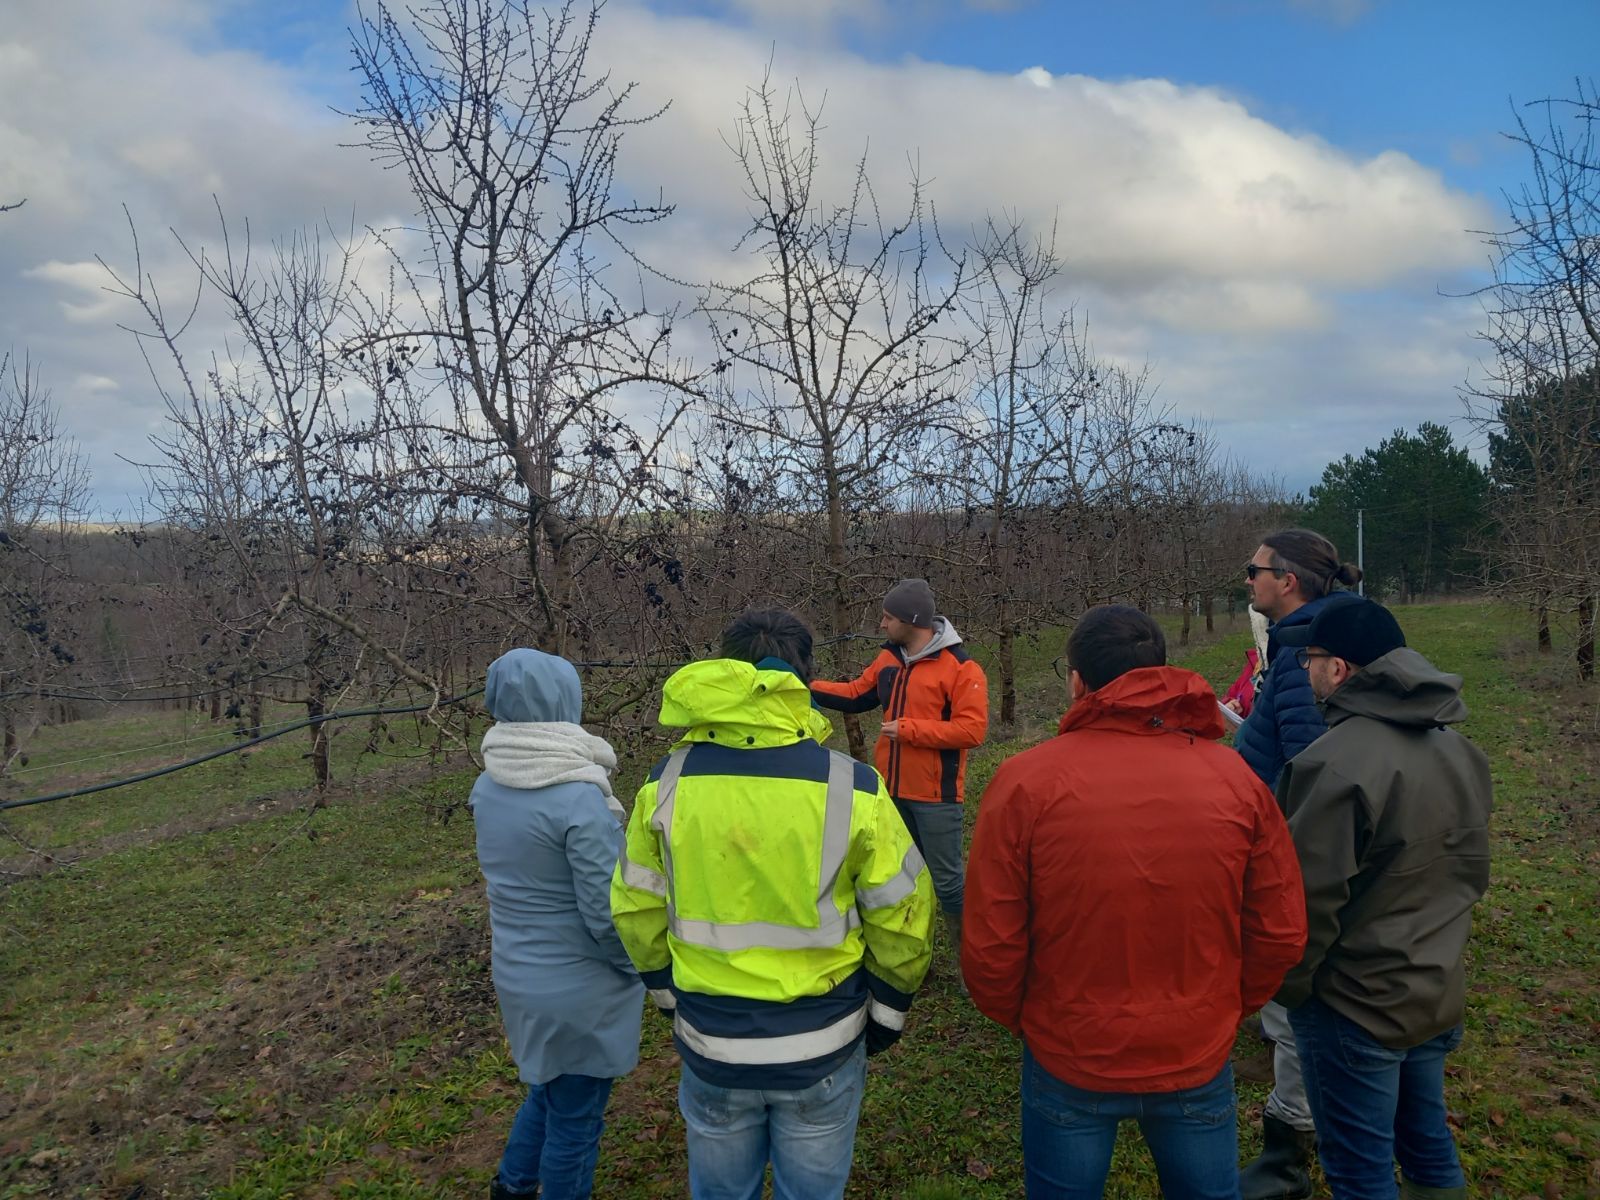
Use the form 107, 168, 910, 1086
2, 602, 1596, 1198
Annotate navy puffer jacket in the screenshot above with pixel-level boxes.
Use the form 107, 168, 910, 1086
1234, 593, 1357, 787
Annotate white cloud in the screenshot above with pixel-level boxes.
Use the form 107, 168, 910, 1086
598, 7, 1489, 319
0, 0, 1494, 512
22, 261, 125, 323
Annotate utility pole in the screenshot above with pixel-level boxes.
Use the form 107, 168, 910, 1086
1356, 508, 1365, 597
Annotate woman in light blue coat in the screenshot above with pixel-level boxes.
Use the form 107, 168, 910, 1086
470, 649, 644, 1200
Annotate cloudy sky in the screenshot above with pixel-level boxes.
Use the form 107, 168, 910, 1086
2, 0, 1595, 516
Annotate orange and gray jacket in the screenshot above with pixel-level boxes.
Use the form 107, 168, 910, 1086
810, 617, 989, 803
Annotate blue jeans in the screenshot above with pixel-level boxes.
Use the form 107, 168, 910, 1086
497, 1073, 614, 1199
1021, 1048, 1240, 1200
679, 1042, 867, 1199
1289, 997, 1466, 1200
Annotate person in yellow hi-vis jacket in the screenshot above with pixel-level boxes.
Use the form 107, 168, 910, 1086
611, 608, 934, 1200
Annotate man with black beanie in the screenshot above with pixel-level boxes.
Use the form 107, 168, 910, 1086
1273, 599, 1492, 1200
812, 579, 989, 976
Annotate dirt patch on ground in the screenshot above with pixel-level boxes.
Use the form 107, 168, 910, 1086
0, 887, 499, 1199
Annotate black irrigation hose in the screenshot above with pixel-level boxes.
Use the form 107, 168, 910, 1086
0, 656, 312, 705
0, 633, 888, 813
0, 688, 485, 813
2, 683, 290, 705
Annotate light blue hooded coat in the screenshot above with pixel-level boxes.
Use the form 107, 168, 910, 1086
469, 649, 643, 1084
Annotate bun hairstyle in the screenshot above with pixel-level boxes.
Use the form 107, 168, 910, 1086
1261, 528, 1363, 600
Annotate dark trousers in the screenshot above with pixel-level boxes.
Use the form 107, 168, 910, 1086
893, 798, 964, 916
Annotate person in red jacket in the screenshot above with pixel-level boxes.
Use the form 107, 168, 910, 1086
812, 578, 988, 965
963, 605, 1307, 1200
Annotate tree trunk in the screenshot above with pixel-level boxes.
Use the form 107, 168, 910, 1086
209, 690, 222, 722
1180, 595, 1192, 647
307, 692, 331, 796
1578, 594, 1595, 682
1537, 602, 1552, 654
247, 693, 263, 738
1203, 592, 1215, 634
998, 620, 1016, 726
550, 528, 575, 658
2, 709, 15, 768
824, 466, 866, 760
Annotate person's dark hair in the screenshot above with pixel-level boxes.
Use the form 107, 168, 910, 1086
1067, 605, 1167, 691
1261, 527, 1363, 599
721, 608, 816, 682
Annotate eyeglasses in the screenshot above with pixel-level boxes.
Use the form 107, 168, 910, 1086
1053, 655, 1068, 680
1294, 649, 1336, 668
1245, 564, 1288, 580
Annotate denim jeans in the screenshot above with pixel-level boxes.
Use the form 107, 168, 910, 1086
497, 1073, 614, 1199
1021, 1048, 1240, 1200
893, 798, 964, 916
1289, 997, 1466, 1200
679, 1042, 867, 1200
1260, 1000, 1316, 1131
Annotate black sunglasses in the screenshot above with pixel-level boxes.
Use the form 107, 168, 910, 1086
1294, 649, 1336, 668
1245, 564, 1289, 580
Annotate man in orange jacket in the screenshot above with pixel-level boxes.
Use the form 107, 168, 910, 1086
963, 605, 1307, 1199
812, 578, 988, 963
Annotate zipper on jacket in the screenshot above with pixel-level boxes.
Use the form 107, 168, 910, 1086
886, 651, 927, 800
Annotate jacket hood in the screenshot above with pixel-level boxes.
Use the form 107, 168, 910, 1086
484, 647, 582, 724
1266, 592, 1356, 660
659, 658, 834, 746
1059, 665, 1227, 740
1323, 647, 1467, 729
902, 616, 963, 664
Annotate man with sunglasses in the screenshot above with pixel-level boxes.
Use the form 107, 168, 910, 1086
1235, 530, 1364, 790
1272, 598, 1491, 1200
1234, 529, 1362, 1200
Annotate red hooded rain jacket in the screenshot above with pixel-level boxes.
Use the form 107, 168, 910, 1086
962, 665, 1307, 1093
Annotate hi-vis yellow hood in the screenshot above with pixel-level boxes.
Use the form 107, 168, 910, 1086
659, 659, 834, 748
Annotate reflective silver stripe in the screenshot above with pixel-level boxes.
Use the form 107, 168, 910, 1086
655, 745, 865, 954
856, 843, 926, 911
649, 988, 677, 1011
650, 747, 691, 836
619, 853, 668, 897
670, 907, 861, 952
817, 751, 855, 904
675, 1005, 868, 1065
650, 747, 691, 899
867, 998, 906, 1031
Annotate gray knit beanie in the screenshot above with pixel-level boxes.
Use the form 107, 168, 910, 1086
883, 578, 936, 629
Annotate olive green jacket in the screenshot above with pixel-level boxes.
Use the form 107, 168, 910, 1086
1275, 647, 1492, 1047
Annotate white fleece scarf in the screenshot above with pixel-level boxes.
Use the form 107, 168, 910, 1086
480, 722, 623, 818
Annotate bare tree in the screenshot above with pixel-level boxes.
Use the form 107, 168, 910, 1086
349, 0, 702, 659
104, 215, 466, 790
0, 352, 89, 769
1468, 83, 1600, 677
704, 77, 966, 753
940, 218, 1103, 722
